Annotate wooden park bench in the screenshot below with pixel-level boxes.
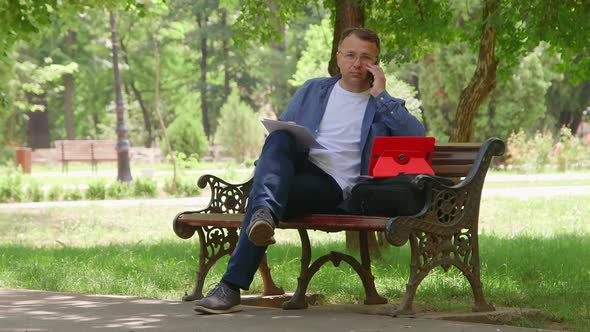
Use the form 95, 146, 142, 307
54, 140, 117, 173
173, 137, 505, 315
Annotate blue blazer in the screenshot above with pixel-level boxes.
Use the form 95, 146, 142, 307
279, 74, 425, 175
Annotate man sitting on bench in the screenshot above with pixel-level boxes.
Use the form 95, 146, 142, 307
193, 27, 425, 314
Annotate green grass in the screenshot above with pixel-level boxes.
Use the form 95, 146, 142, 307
484, 178, 590, 188
1, 196, 589, 331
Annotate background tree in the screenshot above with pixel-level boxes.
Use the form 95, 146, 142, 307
109, 11, 132, 183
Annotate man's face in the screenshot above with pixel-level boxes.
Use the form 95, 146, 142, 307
336, 34, 379, 92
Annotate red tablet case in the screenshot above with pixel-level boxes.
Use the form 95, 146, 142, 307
368, 136, 436, 178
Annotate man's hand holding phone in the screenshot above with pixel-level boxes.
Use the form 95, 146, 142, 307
366, 63, 386, 97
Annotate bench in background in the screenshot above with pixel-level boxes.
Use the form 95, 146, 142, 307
173, 138, 505, 315
54, 140, 117, 173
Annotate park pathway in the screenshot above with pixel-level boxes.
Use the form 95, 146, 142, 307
0, 288, 556, 332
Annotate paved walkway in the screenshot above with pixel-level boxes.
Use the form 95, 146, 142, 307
0, 288, 554, 332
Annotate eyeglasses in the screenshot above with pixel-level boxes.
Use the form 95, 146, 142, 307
337, 50, 378, 64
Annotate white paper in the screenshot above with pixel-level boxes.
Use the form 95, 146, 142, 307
261, 119, 326, 149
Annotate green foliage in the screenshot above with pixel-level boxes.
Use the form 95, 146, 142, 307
396, 41, 562, 142
0, 170, 24, 203
131, 177, 158, 198
367, 0, 457, 64
493, 1, 590, 84
63, 188, 83, 201
173, 152, 200, 169
46, 185, 64, 201
0, 0, 149, 53
106, 181, 131, 199
164, 113, 208, 160
551, 128, 590, 171
0, 145, 15, 167
474, 43, 562, 141
86, 180, 107, 200
25, 181, 44, 202
405, 41, 474, 141
231, 0, 316, 48
215, 88, 265, 162
163, 176, 201, 197
383, 74, 423, 121
2, 0, 589, 161
289, 18, 332, 86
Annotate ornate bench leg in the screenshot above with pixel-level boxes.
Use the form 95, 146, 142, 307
358, 231, 388, 305
392, 235, 421, 316
282, 229, 313, 309
466, 235, 495, 312
183, 226, 239, 301
259, 255, 285, 296
283, 230, 388, 310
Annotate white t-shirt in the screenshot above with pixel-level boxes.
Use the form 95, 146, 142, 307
308, 80, 370, 198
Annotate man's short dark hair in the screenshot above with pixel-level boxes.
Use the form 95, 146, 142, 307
338, 28, 380, 54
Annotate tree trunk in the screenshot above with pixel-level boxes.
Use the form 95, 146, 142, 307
63, 73, 75, 139
196, 12, 211, 139
153, 31, 177, 193
26, 93, 50, 149
450, 0, 498, 143
328, 0, 365, 76
63, 30, 76, 140
110, 11, 133, 183
120, 40, 153, 147
409, 70, 428, 132
269, 1, 287, 116
221, 8, 231, 98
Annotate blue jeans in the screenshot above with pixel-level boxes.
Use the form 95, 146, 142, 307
222, 130, 343, 289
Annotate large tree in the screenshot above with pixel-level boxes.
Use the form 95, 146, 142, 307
233, 0, 590, 142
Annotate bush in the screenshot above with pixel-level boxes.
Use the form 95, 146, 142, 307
174, 151, 200, 169
215, 88, 265, 162
64, 188, 83, 201
550, 127, 589, 171
132, 177, 158, 198
163, 176, 201, 197
506, 130, 554, 172
0, 145, 15, 167
46, 185, 63, 201
25, 181, 44, 202
106, 181, 130, 199
0, 169, 24, 203
86, 180, 107, 200
506, 128, 590, 172
164, 113, 208, 160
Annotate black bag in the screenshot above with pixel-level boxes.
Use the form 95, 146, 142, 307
345, 174, 453, 217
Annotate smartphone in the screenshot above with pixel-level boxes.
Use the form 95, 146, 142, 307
367, 59, 379, 87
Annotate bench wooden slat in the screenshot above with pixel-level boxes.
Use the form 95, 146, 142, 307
431, 144, 480, 177
432, 151, 479, 163
179, 213, 388, 232
432, 164, 473, 177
